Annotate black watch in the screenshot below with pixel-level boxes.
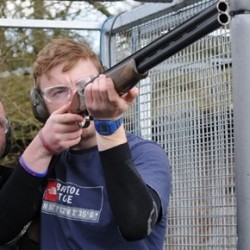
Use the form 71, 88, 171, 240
94, 118, 123, 135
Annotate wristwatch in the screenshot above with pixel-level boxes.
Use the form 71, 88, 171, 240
94, 118, 123, 135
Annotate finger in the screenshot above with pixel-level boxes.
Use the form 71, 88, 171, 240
57, 129, 82, 141
49, 132, 82, 153
98, 75, 110, 103
53, 103, 71, 115
84, 76, 105, 111
84, 81, 94, 106
121, 86, 139, 103
59, 136, 82, 150
50, 105, 84, 124
59, 122, 83, 133
91, 76, 103, 103
105, 77, 120, 103
56, 113, 84, 124
52, 103, 85, 122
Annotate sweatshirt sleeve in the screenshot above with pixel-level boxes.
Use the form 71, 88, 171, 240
99, 142, 161, 241
0, 163, 45, 245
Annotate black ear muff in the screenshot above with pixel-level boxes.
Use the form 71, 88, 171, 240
0, 119, 12, 159
30, 88, 49, 123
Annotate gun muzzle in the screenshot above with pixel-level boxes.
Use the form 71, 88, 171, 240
217, 0, 231, 25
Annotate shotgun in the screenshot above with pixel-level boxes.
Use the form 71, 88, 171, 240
70, 0, 231, 127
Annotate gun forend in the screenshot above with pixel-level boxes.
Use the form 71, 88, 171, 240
69, 59, 148, 115
103, 59, 148, 95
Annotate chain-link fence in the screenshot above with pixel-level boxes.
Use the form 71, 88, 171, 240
100, 0, 236, 248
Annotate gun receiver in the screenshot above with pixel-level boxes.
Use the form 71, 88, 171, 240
70, 0, 230, 118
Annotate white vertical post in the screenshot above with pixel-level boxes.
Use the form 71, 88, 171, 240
230, 0, 250, 248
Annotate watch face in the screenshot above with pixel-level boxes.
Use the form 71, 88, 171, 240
100, 124, 110, 133
95, 118, 122, 135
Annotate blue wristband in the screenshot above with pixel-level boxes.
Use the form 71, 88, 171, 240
94, 118, 123, 135
19, 155, 48, 178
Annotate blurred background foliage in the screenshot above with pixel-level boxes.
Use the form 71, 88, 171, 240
0, 0, 142, 167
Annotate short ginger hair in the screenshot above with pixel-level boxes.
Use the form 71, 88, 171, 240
32, 38, 103, 87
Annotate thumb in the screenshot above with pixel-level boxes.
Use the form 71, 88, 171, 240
123, 87, 139, 103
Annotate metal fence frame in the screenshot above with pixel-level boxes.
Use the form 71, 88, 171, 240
100, 0, 238, 249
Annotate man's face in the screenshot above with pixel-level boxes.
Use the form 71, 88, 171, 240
38, 59, 100, 144
38, 59, 99, 114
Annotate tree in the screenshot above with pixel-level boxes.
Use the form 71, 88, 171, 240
0, 0, 142, 166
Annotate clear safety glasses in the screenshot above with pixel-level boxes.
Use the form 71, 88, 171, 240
40, 75, 97, 104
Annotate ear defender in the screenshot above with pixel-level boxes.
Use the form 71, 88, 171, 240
30, 88, 49, 123
0, 119, 12, 159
